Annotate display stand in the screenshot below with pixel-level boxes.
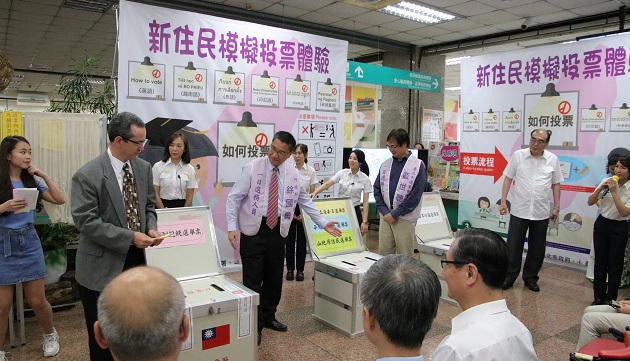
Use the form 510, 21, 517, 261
301, 198, 381, 338
416, 191, 457, 304
146, 206, 259, 361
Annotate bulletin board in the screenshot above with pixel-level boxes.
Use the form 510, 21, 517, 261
146, 206, 222, 280
301, 197, 364, 258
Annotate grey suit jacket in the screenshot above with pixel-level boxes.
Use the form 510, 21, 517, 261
71, 152, 157, 292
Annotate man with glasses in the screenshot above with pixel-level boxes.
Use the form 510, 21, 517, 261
373, 128, 427, 256
226, 131, 342, 346
72, 112, 163, 361
433, 228, 537, 361
499, 128, 563, 292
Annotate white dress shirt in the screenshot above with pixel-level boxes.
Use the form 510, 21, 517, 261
599, 181, 630, 221
502, 148, 564, 220
331, 168, 372, 207
107, 148, 130, 193
296, 163, 318, 192
152, 159, 198, 200
432, 299, 537, 361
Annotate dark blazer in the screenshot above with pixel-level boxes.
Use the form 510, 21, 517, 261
71, 152, 157, 292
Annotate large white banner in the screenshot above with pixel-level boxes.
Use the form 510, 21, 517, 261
459, 34, 630, 268
118, 0, 348, 270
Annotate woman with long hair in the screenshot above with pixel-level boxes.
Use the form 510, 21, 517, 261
311, 149, 372, 235
0, 136, 66, 359
587, 156, 630, 305
285, 144, 318, 282
152, 133, 198, 208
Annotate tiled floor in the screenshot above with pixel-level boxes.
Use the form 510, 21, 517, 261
4, 229, 628, 360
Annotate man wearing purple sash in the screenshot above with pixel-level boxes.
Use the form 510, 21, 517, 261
374, 129, 427, 257
226, 131, 342, 346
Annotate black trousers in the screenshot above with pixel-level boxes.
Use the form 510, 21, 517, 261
354, 205, 363, 224
161, 198, 185, 208
593, 215, 630, 301
286, 206, 306, 272
505, 214, 549, 283
240, 218, 286, 332
78, 284, 114, 361
79, 246, 145, 361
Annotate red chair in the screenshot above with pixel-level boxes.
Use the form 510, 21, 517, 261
571, 328, 630, 360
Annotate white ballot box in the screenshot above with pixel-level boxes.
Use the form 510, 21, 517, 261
302, 198, 381, 338
416, 192, 456, 304
146, 206, 259, 361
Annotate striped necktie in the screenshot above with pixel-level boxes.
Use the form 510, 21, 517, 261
266, 167, 279, 229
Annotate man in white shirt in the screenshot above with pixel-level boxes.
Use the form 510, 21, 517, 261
361, 254, 440, 361
433, 228, 537, 361
499, 128, 564, 292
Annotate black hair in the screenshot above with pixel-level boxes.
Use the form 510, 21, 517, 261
272, 131, 296, 152
351, 149, 369, 176
617, 155, 630, 170
452, 228, 508, 289
161, 133, 191, 164
0, 136, 43, 216
294, 143, 308, 163
477, 196, 490, 208
107, 112, 145, 142
496, 199, 511, 212
387, 128, 410, 148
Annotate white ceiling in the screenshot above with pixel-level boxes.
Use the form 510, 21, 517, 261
0, 0, 628, 100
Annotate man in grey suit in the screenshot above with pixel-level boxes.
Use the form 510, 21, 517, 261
71, 112, 164, 361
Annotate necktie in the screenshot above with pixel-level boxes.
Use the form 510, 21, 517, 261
266, 167, 279, 229
123, 163, 141, 232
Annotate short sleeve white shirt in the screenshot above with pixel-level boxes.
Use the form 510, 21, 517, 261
330, 168, 372, 207
296, 163, 318, 192
152, 159, 198, 200
432, 299, 537, 361
502, 149, 564, 220
599, 181, 630, 221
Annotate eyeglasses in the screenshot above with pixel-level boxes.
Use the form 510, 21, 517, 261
530, 137, 547, 145
269, 145, 290, 157
441, 258, 469, 269
385, 144, 399, 150
122, 137, 148, 147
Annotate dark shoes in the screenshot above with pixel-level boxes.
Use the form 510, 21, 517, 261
296, 271, 304, 281
257, 331, 262, 346
502, 280, 514, 290
524, 280, 540, 292
286, 270, 294, 281
591, 298, 607, 306
264, 319, 288, 332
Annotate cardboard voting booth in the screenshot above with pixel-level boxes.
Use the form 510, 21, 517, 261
301, 198, 382, 338
416, 191, 457, 304
146, 206, 259, 361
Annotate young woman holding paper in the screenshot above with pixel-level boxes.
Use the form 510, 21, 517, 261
0, 136, 65, 359
587, 156, 630, 306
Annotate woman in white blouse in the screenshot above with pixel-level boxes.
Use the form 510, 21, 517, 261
311, 149, 372, 235
152, 133, 198, 208
587, 155, 630, 305
285, 144, 318, 281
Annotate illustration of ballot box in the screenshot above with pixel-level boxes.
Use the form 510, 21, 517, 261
302, 198, 382, 338
416, 192, 456, 304
146, 206, 259, 361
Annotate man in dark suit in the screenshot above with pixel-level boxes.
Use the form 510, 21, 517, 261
71, 112, 163, 361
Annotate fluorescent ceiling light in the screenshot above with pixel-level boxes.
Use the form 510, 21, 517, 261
445, 56, 470, 66
379, 2, 456, 24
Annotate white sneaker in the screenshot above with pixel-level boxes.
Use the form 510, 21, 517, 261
0, 351, 7, 361
43, 328, 60, 357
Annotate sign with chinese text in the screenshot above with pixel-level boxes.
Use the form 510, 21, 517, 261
346, 61, 441, 92
1, 111, 23, 138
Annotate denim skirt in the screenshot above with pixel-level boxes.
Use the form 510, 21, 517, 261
0, 224, 46, 286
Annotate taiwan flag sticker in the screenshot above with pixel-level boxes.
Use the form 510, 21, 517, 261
201, 325, 230, 350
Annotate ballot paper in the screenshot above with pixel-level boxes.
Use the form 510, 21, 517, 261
12, 188, 39, 213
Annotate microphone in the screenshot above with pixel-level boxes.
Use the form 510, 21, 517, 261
602, 175, 619, 196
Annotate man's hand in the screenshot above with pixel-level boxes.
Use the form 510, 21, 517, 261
148, 229, 164, 246
550, 208, 559, 222
324, 221, 342, 237
618, 301, 630, 314
498, 202, 508, 215
133, 232, 157, 249
383, 213, 397, 225
228, 230, 240, 250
